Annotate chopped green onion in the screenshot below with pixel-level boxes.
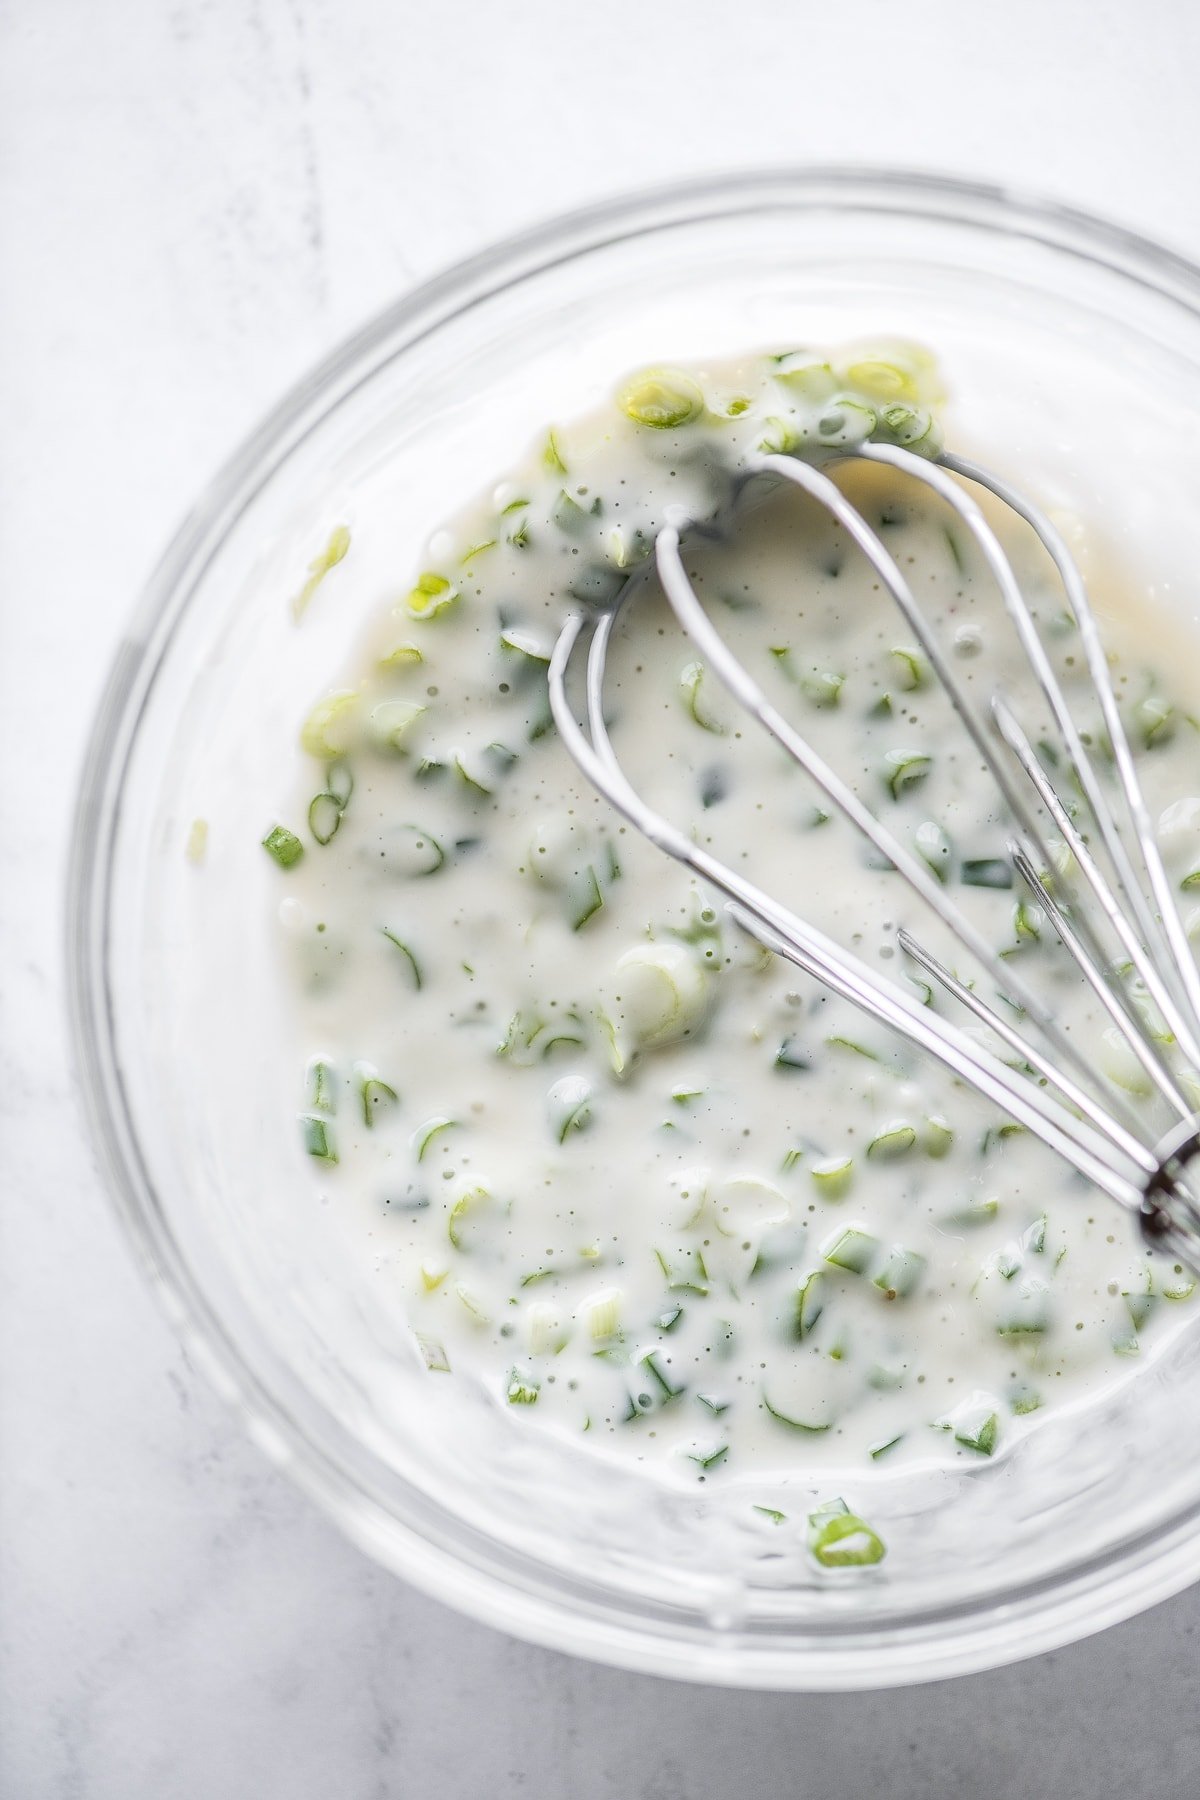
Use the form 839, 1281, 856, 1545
872, 1245, 926, 1300
845, 357, 918, 403
414, 1116, 457, 1163
807, 1499, 886, 1568
1137, 692, 1175, 750
698, 1393, 729, 1416
301, 1114, 336, 1162
811, 1156, 854, 1200
816, 397, 877, 447
263, 824, 304, 868
752, 1505, 787, 1525
761, 1392, 831, 1433
358, 1069, 398, 1127
915, 820, 953, 882
640, 1350, 686, 1402
416, 1334, 450, 1373
825, 1036, 880, 1061
570, 866, 605, 930
369, 699, 426, 753
869, 1435, 904, 1460
942, 1197, 999, 1228
381, 928, 422, 990
308, 792, 343, 845
553, 488, 596, 533
617, 368, 704, 430
292, 523, 351, 620
880, 403, 939, 454
405, 572, 459, 621
685, 1442, 729, 1471
446, 1180, 491, 1249
793, 1270, 825, 1339
543, 430, 567, 474
774, 1036, 811, 1072
772, 354, 836, 398
500, 626, 551, 664
385, 825, 445, 876
1014, 899, 1042, 940
883, 750, 931, 801
1122, 1269, 1155, 1330
453, 753, 493, 796
961, 858, 1013, 889
654, 1246, 709, 1295
823, 1227, 879, 1274
953, 1409, 999, 1456
506, 1367, 540, 1405
548, 1075, 593, 1143
867, 1121, 916, 1161
585, 1289, 622, 1343
1023, 1213, 1048, 1255
980, 1122, 1025, 1155
306, 1057, 336, 1114
678, 660, 727, 734
377, 639, 424, 669
923, 1115, 954, 1158
185, 818, 208, 864
890, 646, 927, 691
326, 760, 353, 808
300, 689, 359, 759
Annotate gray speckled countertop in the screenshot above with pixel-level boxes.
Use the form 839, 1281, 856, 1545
5, 2, 1200, 1792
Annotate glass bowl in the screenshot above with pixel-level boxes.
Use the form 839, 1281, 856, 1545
68, 169, 1200, 1689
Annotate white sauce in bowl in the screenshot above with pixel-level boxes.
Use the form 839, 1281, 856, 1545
253, 344, 1200, 1516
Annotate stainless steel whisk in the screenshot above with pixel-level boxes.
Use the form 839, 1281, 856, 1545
547, 444, 1200, 1269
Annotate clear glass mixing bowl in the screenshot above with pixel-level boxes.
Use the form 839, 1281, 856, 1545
68, 169, 1200, 1689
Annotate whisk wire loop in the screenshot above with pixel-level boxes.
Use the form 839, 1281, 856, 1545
547, 446, 1200, 1264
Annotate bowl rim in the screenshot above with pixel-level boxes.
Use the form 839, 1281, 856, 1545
66, 164, 1200, 1690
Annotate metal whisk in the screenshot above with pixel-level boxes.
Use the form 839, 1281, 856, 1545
547, 444, 1200, 1269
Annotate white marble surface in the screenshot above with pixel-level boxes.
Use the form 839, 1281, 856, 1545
6, 1, 1200, 1793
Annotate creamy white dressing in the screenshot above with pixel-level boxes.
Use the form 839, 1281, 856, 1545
263, 343, 1200, 1496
